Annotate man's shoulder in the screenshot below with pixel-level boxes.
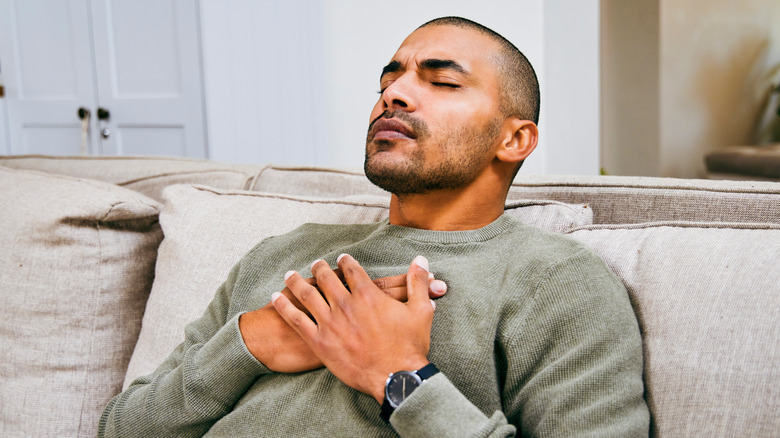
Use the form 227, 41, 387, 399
502, 215, 592, 255
499, 216, 613, 282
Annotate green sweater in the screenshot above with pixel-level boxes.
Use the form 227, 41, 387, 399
99, 215, 649, 437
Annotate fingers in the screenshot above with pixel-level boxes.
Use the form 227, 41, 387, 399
428, 279, 447, 299
282, 270, 331, 323
309, 260, 350, 305
336, 254, 378, 297
407, 256, 437, 311
271, 290, 318, 340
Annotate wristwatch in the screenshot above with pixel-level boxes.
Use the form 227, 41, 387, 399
380, 363, 439, 422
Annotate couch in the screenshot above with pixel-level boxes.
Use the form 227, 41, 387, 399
0, 155, 778, 437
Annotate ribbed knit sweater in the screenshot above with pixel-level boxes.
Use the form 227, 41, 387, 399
99, 214, 649, 437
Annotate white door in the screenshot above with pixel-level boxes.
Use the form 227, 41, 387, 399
0, 0, 99, 155
0, 0, 207, 157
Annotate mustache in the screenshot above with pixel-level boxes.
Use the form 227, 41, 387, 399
367, 110, 428, 139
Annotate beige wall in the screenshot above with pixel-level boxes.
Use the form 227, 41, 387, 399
601, 0, 660, 177
602, 0, 780, 178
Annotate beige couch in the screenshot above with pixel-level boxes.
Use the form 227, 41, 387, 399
1, 155, 778, 437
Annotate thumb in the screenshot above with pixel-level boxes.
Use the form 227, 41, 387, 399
407, 255, 434, 310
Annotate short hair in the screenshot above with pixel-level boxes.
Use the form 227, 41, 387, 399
419, 17, 540, 124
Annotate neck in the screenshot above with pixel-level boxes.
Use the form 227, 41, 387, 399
388, 185, 506, 231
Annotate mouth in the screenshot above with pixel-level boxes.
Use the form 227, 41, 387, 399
368, 118, 417, 141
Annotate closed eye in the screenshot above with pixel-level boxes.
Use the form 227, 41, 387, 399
432, 82, 460, 88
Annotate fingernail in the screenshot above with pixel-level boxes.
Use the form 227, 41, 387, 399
284, 270, 296, 281
337, 253, 349, 264
428, 272, 434, 280
430, 299, 436, 310
430, 280, 447, 294
413, 255, 429, 272
271, 292, 281, 303
310, 259, 324, 269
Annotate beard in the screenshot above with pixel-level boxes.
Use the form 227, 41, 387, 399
364, 110, 502, 195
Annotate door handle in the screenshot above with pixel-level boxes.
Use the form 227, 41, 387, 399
77, 107, 91, 155
101, 128, 111, 139
77, 107, 90, 120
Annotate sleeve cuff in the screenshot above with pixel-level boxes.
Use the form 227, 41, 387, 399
390, 373, 513, 437
190, 313, 272, 405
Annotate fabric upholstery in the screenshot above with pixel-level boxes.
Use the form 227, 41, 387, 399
569, 223, 780, 436
0, 155, 265, 202
508, 174, 780, 225
250, 165, 390, 197
124, 185, 593, 386
0, 166, 162, 438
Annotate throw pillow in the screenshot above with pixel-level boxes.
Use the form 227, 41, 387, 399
0, 167, 162, 438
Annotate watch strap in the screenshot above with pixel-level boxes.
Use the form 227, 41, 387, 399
380, 363, 439, 423
415, 363, 439, 380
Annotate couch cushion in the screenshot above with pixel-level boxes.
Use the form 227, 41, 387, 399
569, 223, 780, 436
0, 166, 163, 438
124, 185, 593, 386
0, 154, 266, 202
250, 165, 390, 197
508, 174, 780, 225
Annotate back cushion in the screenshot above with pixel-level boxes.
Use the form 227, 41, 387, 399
124, 185, 593, 386
0, 155, 263, 202
0, 167, 163, 438
569, 223, 780, 436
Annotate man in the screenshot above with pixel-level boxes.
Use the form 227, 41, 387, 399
100, 17, 649, 437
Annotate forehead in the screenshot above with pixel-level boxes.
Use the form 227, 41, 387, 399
390, 25, 500, 75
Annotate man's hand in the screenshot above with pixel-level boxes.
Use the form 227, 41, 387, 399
272, 254, 437, 403
239, 265, 446, 374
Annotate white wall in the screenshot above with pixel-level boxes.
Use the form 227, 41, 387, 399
200, 0, 327, 165
200, 0, 602, 175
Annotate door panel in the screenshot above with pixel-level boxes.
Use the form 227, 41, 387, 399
0, 0, 98, 155
91, 0, 206, 157
0, 0, 206, 157
23, 126, 84, 155
116, 125, 185, 156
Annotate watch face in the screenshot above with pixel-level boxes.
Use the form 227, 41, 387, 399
385, 371, 422, 407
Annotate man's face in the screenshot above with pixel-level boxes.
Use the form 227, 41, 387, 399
364, 25, 505, 195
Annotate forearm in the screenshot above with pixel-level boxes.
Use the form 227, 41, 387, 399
98, 314, 269, 437
391, 373, 516, 438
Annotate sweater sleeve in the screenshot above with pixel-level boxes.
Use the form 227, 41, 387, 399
98, 260, 271, 438
390, 248, 649, 437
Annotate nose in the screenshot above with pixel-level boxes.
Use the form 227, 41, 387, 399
381, 75, 417, 113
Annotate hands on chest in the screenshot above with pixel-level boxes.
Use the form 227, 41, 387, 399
238, 254, 447, 403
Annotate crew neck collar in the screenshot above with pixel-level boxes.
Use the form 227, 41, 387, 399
376, 214, 515, 244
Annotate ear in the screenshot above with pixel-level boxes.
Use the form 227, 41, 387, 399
495, 118, 538, 164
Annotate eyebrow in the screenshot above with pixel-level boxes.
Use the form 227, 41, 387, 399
380, 58, 469, 80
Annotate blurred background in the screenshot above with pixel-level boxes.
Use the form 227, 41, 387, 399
0, 0, 778, 178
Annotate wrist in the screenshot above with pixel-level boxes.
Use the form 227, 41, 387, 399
380, 362, 440, 422
373, 356, 430, 403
